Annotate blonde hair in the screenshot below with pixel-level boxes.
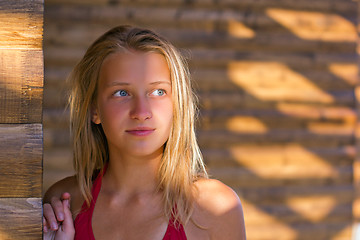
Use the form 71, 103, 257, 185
68, 25, 208, 225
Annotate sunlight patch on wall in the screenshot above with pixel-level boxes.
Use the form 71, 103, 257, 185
286, 195, 337, 222
228, 61, 334, 103
0, 230, 9, 240
307, 122, 354, 135
241, 199, 297, 239
0, 49, 42, 91
266, 8, 356, 42
226, 116, 267, 134
333, 225, 352, 240
328, 63, 358, 86
276, 103, 356, 135
0, 12, 42, 49
229, 144, 336, 179
228, 20, 255, 39
1, 49, 25, 90
276, 103, 356, 121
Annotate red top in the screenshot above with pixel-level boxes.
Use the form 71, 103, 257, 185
74, 165, 187, 240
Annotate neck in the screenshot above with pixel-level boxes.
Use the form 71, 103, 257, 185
103, 148, 163, 196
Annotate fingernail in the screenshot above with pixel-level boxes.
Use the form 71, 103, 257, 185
58, 213, 64, 221
51, 222, 58, 230
44, 225, 48, 232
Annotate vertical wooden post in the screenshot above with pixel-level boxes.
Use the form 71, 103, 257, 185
354, 0, 360, 239
0, 1, 43, 239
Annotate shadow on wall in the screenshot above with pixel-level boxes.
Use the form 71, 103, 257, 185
205, 8, 356, 240
43, 2, 357, 240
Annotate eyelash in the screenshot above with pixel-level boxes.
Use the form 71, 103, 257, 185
113, 89, 167, 97
151, 89, 166, 96
113, 90, 129, 97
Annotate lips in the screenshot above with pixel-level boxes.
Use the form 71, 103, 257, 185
125, 127, 155, 136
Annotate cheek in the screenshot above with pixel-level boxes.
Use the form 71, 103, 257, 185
166, 107, 174, 137
157, 101, 173, 133
99, 103, 127, 124
165, 102, 174, 125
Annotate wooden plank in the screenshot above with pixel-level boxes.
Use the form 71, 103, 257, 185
0, 1, 44, 240
200, 116, 354, 134
203, 145, 354, 168
0, 198, 41, 240
46, 0, 108, 5
44, 128, 70, 149
210, 166, 352, 187
235, 185, 353, 205
189, 49, 357, 69
43, 46, 357, 70
197, 129, 353, 148
197, 91, 354, 111
192, 68, 356, 92
0, 49, 43, 123
44, 23, 356, 54
353, 0, 360, 233
44, 4, 357, 39
43, 109, 70, 129
244, 203, 351, 226
0, 0, 43, 49
45, 0, 357, 14
245, 223, 351, 240
0, 124, 42, 197
200, 106, 356, 122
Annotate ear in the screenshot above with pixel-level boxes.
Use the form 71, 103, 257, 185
91, 105, 101, 124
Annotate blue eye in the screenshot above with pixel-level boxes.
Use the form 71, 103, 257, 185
114, 90, 128, 97
152, 89, 166, 96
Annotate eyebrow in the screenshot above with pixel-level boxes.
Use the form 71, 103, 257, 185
149, 81, 171, 86
106, 81, 171, 87
106, 82, 130, 87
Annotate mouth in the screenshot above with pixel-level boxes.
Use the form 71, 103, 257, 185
125, 127, 155, 136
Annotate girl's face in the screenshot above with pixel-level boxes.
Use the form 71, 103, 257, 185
92, 51, 173, 159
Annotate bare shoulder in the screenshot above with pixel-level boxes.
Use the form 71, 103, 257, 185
194, 178, 241, 213
43, 175, 83, 213
192, 178, 246, 240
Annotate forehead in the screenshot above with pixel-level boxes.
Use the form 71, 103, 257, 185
99, 51, 171, 85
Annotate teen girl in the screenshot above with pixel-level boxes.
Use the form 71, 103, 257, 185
43, 25, 246, 240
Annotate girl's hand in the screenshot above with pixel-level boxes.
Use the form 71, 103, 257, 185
43, 199, 75, 240
43, 193, 70, 232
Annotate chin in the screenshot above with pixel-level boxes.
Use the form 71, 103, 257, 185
131, 146, 164, 158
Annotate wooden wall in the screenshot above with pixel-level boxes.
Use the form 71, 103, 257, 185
0, 1, 43, 239
43, 0, 357, 239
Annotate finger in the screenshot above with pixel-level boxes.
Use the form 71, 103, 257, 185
50, 196, 65, 222
61, 192, 71, 211
61, 192, 71, 201
43, 203, 58, 231
43, 216, 48, 233
43, 228, 56, 240
61, 199, 75, 235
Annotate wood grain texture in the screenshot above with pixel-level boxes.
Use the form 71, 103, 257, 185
0, 0, 43, 49
0, 198, 41, 240
45, 0, 357, 13
0, 1, 44, 239
0, 124, 42, 197
353, 0, 360, 226
0, 49, 43, 123
44, 23, 356, 54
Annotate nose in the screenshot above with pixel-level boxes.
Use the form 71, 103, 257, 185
129, 96, 152, 121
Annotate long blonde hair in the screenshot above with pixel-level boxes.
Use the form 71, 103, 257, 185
68, 25, 208, 225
